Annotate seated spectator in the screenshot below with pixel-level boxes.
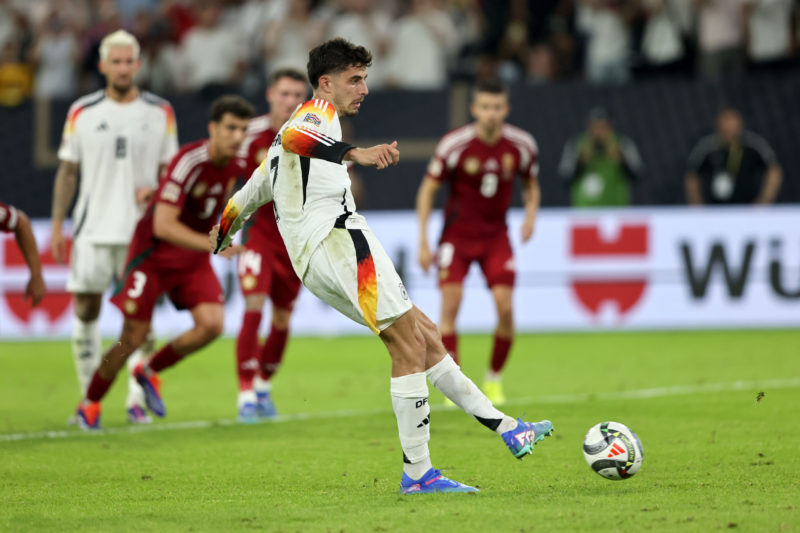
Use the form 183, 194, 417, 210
577, 0, 639, 84
685, 107, 782, 205
0, 40, 32, 106
696, 0, 749, 81
29, 10, 81, 100
558, 107, 643, 207
745, 0, 795, 72
263, 0, 326, 79
180, 0, 247, 95
384, 0, 459, 90
326, 0, 392, 89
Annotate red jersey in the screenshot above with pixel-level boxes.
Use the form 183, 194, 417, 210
238, 114, 282, 245
128, 140, 245, 270
426, 123, 539, 240
0, 201, 19, 232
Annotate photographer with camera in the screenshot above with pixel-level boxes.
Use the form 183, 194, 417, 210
558, 107, 643, 207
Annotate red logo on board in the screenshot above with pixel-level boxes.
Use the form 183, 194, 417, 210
570, 223, 648, 318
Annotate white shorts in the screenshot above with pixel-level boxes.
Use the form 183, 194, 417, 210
67, 240, 129, 293
303, 221, 412, 334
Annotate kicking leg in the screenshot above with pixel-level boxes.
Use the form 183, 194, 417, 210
416, 308, 553, 459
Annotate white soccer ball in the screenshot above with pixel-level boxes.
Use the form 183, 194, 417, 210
582, 421, 644, 480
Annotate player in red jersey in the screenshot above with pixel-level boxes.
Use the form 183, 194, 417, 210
74, 95, 254, 430
416, 79, 541, 406
234, 68, 308, 423
0, 201, 45, 307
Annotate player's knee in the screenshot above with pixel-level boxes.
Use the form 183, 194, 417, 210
195, 313, 224, 341
74, 295, 101, 322
245, 294, 267, 311
272, 308, 291, 330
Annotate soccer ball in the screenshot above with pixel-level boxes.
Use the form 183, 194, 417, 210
582, 421, 644, 480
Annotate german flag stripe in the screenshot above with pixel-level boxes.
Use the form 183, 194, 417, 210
348, 229, 379, 334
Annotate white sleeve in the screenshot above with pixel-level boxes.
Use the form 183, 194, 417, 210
215, 160, 273, 252
57, 104, 81, 163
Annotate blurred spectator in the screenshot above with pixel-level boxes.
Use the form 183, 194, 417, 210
327, 0, 392, 88
639, 0, 686, 73
577, 0, 640, 84
263, 0, 325, 79
117, 0, 161, 26
29, 10, 81, 100
695, 0, 749, 81
0, 40, 32, 106
685, 107, 782, 205
161, 0, 197, 43
525, 42, 558, 84
745, 0, 795, 71
558, 107, 643, 207
180, 0, 247, 95
384, 0, 459, 89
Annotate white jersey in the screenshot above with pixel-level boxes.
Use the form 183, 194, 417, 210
58, 90, 179, 244
218, 98, 357, 278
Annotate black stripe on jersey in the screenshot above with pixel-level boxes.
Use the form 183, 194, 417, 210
140, 91, 171, 108
333, 189, 352, 228
80, 90, 106, 110
311, 140, 356, 165
300, 156, 311, 207
347, 228, 371, 265
73, 205, 89, 238
111, 246, 155, 297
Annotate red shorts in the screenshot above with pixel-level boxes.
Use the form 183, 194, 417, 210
237, 236, 301, 309
437, 233, 515, 287
112, 258, 224, 321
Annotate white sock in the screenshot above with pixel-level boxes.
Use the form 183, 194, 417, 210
485, 370, 501, 382
391, 372, 433, 480
427, 355, 517, 435
71, 319, 100, 395
125, 330, 153, 408
238, 389, 257, 408
253, 375, 272, 394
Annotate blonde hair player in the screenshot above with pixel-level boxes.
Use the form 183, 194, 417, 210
51, 30, 178, 424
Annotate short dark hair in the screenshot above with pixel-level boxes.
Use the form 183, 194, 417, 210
209, 95, 255, 122
268, 67, 308, 87
306, 38, 373, 89
473, 79, 508, 98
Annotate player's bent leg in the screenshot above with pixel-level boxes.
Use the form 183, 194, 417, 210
77, 318, 150, 430
237, 294, 266, 423
254, 305, 292, 419
137, 303, 225, 418
418, 314, 554, 459
483, 284, 514, 405
439, 283, 463, 365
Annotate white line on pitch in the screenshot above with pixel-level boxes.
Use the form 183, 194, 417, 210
1, 377, 797, 443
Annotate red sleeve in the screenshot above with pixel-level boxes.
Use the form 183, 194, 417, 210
0, 201, 19, 232
156, 149, 196, 210
426, 136, 454, 183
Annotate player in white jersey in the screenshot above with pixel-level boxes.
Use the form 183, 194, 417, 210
50, 30, 179, 424
213, 38, 553, 494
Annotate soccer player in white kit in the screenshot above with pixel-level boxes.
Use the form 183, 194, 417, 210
50, 30, 178, 424
213, 39, 553, 494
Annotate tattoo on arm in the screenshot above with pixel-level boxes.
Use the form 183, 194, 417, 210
51, 161, 79, 223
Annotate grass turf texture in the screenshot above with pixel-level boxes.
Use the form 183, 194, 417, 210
1, 330, 798, 532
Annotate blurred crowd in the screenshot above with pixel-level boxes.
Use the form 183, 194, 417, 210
0, 0, 799, 105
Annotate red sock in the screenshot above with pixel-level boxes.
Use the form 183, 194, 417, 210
490, 335, 512, 373
259, 325, 288, 380
86, 372, 114, 402
236, 311, 262, 390
148, 343, 184, 373
441, 332, 459, 365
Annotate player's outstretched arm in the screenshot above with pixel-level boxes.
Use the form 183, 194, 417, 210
14, 209, 45, 306
214, 163, 273, 253
416, 176, 441, 272
344, 141, 400, 170
50, 160, 79, 264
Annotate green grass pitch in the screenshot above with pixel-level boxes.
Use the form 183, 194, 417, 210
1, 330, 799, 532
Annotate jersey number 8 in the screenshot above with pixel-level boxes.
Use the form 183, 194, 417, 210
480, 173, 498, 198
